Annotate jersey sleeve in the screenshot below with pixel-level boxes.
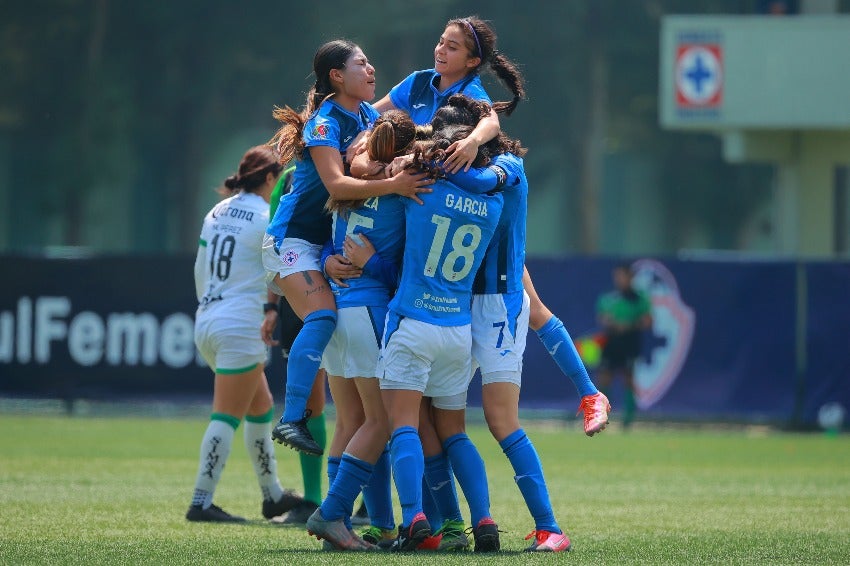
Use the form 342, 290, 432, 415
320, 239, 334, 277
362, 252, 399, 290
388, 71, 419, 112
193, 240, 207, 302
444, 165, 506, 194
445, 153, 521, 194
303, 113, 341, 149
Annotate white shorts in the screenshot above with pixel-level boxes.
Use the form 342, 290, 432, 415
262, 234, 323, 292
195, 315, 266, 374
471, 291, 530, 387
321, 305, 386, 378
378, 314, 472, 410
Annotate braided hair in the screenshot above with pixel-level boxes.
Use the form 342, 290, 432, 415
446, 16, 526, 116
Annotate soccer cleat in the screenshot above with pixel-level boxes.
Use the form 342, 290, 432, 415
262, 489, 304, 519
577, 392, 612, 436
415, 533, 442, 551
524, 529, 571, 552
272, 410, 323, 455
185, 503, 246, 523
391, 512, 432, 552
360, 526, 397, 549
470, 517, 500, 552
351, 501, 370, 526
274, 499, 319, 525
306, 508, 376, 551
435, 519, 469, 551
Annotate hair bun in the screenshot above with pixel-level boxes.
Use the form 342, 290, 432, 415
223, 174, 241, 190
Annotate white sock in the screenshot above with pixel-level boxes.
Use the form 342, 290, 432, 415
191, 419, 235, 509
244, 419, 285, 502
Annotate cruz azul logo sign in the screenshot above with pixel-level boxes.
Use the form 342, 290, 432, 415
631, 259, 695, 409
675, 34, 723, 110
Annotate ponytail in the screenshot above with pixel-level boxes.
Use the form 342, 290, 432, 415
449, 16, 526, 116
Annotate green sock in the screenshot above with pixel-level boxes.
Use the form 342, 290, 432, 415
624, 389, 636, 427
300, 413, 327, 505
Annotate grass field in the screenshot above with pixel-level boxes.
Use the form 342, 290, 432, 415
1, 413, 848, 565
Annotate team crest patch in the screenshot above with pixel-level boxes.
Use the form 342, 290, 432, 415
631, 259, 695, 410
312, 123, 329, 139
282, 249, 299, 266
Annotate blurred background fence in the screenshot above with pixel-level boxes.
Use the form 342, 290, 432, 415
2, 254, 847, 428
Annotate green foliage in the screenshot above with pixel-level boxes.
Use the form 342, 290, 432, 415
1, 414, 848, 564
0, 1, 781, 253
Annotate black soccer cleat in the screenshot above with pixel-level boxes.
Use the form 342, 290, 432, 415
390, 512, 432, 552
271, 410, 323, 456
277, 499, 320, 525
186, 503, 246, 523
262, 489, 305, 519
471, 517, 500, 552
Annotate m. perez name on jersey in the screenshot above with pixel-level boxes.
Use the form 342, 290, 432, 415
445, 194, 488, 217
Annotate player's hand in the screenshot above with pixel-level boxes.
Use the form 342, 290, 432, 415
325, 254, 361, 287
443, 137, 480, 173
345, 131, 369, 163
390, 168, 432, 205
343, 233, 376, 269
387, 154, 414, 177
261, 311, 279, 346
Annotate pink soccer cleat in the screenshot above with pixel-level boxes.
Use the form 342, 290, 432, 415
524, 530, 572, 552
578, 392, 611, 436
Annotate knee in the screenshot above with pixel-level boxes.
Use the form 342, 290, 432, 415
483, 404, 519, 442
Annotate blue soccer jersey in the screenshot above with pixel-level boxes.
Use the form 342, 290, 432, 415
388, 179, 503, 326
445, 153, 527, 294
388, 69, 491, 125
267, 100, 380, 245
329, 195, 406, 308
472, 153, 527, 295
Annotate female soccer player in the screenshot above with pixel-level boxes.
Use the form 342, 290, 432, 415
263, 39, 431, 455
438, 95, 574, 552
303, 110, 417, 551
188, 145, 303, 523
369, 15, 525, 173
379, 125, 504, 552
260, 167, 328, 523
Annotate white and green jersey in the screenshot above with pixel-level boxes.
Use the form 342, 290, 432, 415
194, 191, 270, 322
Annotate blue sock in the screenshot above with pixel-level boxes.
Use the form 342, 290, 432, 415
424, 453, 463, 524
421, 476, 442, 530
327, 456, 341, 490
362, 446, 395, 530
390, 427, 424, 526
282, 309, 336, 422
325, 456, 352, 529
443, 433, 490, 526
536, 316, 598, 397
500, 429, 560, 533
320, 453, 372, 523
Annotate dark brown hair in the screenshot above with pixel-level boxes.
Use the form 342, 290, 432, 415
434, 94, 527, 158
327, 110, 419, 215
220, 145, 282, 196
446, 16, 526, 116
269, 40, 359, 165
